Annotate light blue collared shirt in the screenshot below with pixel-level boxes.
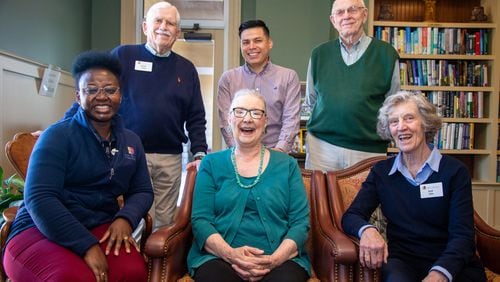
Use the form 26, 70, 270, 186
144, 43, 171, 57
388, 144, 442, 186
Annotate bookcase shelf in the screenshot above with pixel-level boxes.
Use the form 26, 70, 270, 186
374, 21, 496, 29
399, 54, 494, 60
388, 148, 490, 154
401, 86, 494, 91
368, 0, 500, 189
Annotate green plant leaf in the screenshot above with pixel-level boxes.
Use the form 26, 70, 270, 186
0, 166, 24, 213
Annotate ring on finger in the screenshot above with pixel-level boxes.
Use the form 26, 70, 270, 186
123, 236, 129, 240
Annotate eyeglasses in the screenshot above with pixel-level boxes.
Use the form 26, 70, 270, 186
232, 107, 266, 119
80, 86, 120, 96
332, 5, 365, 17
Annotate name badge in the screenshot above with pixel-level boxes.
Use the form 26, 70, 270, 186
420, 182, 443, 199
134, 60, 153, 72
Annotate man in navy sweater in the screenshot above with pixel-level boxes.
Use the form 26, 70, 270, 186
65, 2, 207, 228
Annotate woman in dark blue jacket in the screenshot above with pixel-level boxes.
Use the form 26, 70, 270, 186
4, 51, 153, 282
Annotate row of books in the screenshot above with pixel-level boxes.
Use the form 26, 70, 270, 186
432, 122, 475, 150
400, 60, 489, 87
423, 91, 484, 118
375, 27, 489, 55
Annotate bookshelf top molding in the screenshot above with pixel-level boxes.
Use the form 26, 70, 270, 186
373, 21, 496, 29
399, 54, 495, 60
401, 86, 495, 92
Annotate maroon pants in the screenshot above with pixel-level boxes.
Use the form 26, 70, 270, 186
3, 224, 147, 282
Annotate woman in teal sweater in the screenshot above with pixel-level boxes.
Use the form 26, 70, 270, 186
187, 89, 310, 281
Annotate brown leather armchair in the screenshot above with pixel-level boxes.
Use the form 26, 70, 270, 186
144, 167, 358, 282
326, 155, 500, 282
474, 211, 500, 280
1, 132, 153, 281
327, 156, 386, 282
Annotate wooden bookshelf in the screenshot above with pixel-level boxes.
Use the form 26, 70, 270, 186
368, 0, 500, 227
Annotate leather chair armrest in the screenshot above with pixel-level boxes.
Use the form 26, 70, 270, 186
140, 213, 153, 253
144, 209, 193, 282
1, 206, 19, 250
145, 167, 197, 281
310, 170, 357, 281
144, 221, 192, 258
474, 211, 500, 273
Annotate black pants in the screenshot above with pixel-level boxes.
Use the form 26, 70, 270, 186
194, 258, 309, 282
382, 256, 486, 282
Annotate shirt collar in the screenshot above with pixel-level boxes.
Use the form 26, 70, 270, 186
339, 33, 368, 52
145, 43, 171, 57
243, 58, 271, 74
389, 144, 442, 176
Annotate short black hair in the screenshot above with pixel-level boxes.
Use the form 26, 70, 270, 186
238, 20, 270, 38
71, 50, 122, 87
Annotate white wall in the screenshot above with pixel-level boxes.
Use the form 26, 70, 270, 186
0, 51, 75, 177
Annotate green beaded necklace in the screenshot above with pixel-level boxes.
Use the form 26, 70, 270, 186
231, 146, 265, 189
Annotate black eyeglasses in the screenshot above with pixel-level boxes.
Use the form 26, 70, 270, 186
232, 107, 266, 119
80, 86, 120, 96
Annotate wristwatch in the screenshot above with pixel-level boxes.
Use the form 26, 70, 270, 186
193, 152, 206, 161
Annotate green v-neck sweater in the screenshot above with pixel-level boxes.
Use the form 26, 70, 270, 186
307, 38, 398, 153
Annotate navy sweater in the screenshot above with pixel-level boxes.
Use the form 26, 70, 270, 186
65, 44, 208, 155
342, 155, 478, 278
8, 108, 153, 256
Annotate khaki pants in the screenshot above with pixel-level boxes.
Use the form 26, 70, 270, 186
305, 133, 385, 171
146, 153, 182, 229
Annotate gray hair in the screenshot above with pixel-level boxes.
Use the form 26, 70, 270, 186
331, 0, 367, 15
377, 91, 442, 143
229, 89, 267, 113
145, 1, 181, 27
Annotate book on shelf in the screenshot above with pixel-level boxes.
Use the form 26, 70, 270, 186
433, 122, 474, 150
298, 128, 307, 153
423, 91, 483, 118
375, 27, 489, 56
400, 60, 489, 87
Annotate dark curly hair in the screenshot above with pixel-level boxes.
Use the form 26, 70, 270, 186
238, 19, 270, 38
71, 50, 122, 88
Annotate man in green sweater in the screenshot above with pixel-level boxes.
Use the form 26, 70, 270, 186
303, 0, 400, 171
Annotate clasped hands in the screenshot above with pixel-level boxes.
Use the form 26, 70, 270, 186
227, 246, 279, 281
84, 218, 138, 282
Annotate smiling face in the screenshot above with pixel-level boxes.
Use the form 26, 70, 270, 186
330, 0, 367, 43
388, 101, 428, 156
240, 27, 273, 73
229, 93, 267, 148
76, 68, 121, 125
142, 4, 180, 54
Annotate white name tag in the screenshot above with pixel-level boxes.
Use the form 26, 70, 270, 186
134, 60, 153, 72
420, 182, 443, 199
